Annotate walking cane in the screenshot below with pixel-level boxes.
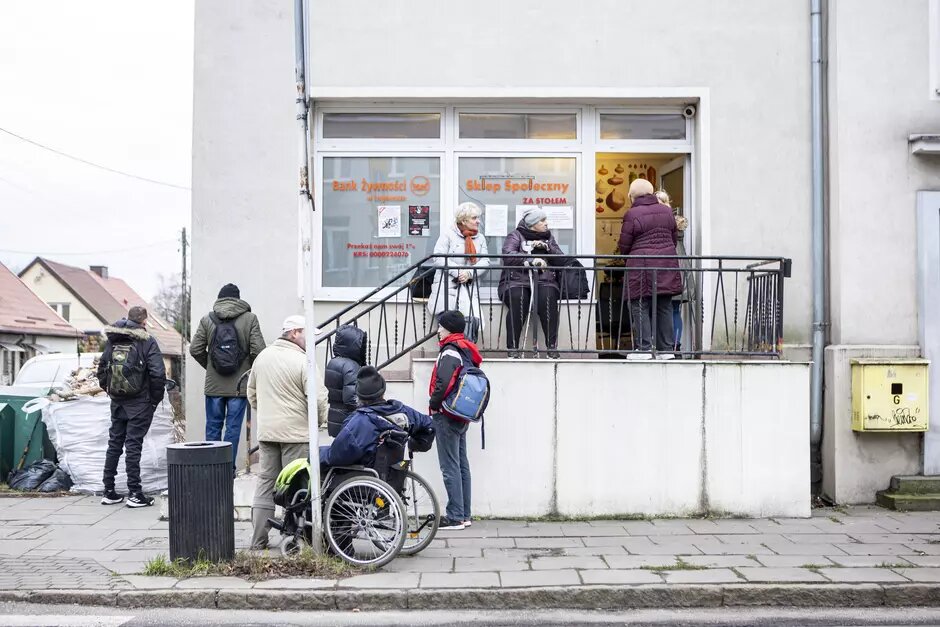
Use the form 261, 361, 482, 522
237, 370, 252, 474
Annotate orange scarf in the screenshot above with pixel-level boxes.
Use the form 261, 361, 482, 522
460, 226, 478, 264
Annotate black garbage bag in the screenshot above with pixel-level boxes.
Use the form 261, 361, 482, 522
7, 459, 57, 491
37, 467, 73, 493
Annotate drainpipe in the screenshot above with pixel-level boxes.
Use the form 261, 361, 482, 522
810, 0, 828, 485
294, 0, 323, 553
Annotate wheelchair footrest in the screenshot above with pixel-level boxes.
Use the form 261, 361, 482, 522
267, 518, 284, 531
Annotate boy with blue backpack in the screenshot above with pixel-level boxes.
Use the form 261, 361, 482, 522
429, 310, 489, 531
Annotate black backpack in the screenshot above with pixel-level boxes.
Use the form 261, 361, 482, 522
107, 341, 147, 398
409, 264, 436, 299
209, 313, 244, 375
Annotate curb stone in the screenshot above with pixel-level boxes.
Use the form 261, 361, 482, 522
0, 584, 938, 610
721, 584, 885, 607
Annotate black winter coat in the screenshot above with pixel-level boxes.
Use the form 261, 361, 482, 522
324, 325, 367, 437
96, 319, 166, 419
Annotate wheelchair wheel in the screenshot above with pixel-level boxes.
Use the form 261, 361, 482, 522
280, 535, 303, 557
323, 475, 406, 568
400, 470, 440, 556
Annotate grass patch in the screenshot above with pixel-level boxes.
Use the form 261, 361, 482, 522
827, 516, 843, 524
142, 547, 363, 582
877, 562, 913, 569
640, 557, 708, 573
0, 483, 70, 498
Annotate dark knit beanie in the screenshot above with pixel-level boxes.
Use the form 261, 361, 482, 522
437, 310, 466, 334
218, 283, 240, 299
356, 366, 386, 403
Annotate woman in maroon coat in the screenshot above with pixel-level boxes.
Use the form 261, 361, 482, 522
617, 179, 683, 359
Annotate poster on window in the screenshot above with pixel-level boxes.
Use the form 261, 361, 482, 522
377, 205, 402, 238
408, 205, 430, 236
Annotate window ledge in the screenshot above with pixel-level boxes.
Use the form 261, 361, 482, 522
909, 134, 940, 155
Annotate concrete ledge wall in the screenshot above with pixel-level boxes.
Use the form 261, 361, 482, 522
412, 360, 810, 518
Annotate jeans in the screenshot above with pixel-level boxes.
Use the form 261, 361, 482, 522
205, 396, 248, 468
672, 300, 683, 349
628, 296, 675, 352
433, 414, 471, 521
103, 403, 155, 495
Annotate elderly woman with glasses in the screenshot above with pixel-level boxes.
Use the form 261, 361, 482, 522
428, 202, 490, 342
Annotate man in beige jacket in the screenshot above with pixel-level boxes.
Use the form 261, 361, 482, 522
247, 315, 328, 549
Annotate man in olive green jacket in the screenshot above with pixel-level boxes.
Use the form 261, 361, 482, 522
190, 284, 266, 469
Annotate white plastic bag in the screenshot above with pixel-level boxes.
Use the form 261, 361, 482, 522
42, 396, 174, 495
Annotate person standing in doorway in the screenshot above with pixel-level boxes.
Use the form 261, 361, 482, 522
618, 180, 682, 359
247, 315, 328, 549
655, 190, 693, 354
190, 283, 266, 470
97, 306, 166, 508
429, 310, 483, 530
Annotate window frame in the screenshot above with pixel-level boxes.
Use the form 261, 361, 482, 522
312, 103, 695, 300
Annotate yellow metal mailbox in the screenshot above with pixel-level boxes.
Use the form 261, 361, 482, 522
851, 359, 929, 432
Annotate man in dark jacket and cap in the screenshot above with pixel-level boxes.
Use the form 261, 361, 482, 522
190, 283, 266, 470
324, 324, 368, 437
96, 306, 166, 508
320, 366, 434, 468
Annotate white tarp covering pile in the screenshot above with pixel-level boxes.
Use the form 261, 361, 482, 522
40, 397, 174, 494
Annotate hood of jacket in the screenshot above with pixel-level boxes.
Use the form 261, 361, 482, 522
359, 400, 410, 431
213, 297, 251, 320
440, 333, 483, 366
333, 325, 367, 365
104, 319, 151, 342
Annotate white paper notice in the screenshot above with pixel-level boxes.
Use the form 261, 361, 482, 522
546, 206, 574, 230
377, 205, 401, 238
484, 204, 508, 237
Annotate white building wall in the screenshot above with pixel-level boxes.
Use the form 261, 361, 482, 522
828, 0, 940, 346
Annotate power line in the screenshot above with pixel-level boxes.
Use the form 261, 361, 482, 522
0, 240, 177, 256
0, 126, 191, 191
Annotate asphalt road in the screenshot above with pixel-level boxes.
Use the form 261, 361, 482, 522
4, 604, 940, 626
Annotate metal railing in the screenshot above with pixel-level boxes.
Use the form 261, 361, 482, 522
314, 253, 791, 371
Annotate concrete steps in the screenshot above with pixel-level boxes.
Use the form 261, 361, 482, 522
877, 475, 940, 511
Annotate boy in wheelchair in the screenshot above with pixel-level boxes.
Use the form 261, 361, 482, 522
271, 366, 434, 560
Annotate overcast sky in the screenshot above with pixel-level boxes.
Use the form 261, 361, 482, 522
0, 1, 193, 301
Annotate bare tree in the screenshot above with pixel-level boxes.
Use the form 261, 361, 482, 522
152, 273, 190, 336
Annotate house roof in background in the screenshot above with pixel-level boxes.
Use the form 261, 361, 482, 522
0, 262, 82, 338
19, 257, 183, 356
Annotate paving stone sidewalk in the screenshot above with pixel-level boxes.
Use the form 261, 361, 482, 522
1, 495, 939, 596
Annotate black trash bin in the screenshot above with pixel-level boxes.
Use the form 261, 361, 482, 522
167, 441, 234, 562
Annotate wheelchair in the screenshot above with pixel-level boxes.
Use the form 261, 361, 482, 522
270, 430, 440, 568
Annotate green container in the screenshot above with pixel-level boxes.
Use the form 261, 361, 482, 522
0, 391, 55, 482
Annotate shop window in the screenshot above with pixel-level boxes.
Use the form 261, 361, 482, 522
322, 156, 440, 288
458, 157, 578, 256
321, 113, 441, 139
458, 113, 577, 140
599, 114, 686, 140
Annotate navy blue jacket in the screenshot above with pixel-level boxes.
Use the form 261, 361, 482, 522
319, 400, 434, 467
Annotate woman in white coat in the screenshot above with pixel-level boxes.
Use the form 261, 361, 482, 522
428, 202, 490, 341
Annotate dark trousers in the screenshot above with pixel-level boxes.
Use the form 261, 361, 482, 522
628, 296, 675, 352
205, 396, 248, 467
103, 403, 155, 494
504, 285, 560, 350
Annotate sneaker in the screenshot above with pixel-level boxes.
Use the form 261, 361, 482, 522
463, 519, 472, 527
547, 350, 561, 359
101, 490, 124, 505
655, 353, 676, 361
126, 493, 154, 508
438, 517, 465, 530
508, 351, 522, 359
626, 352, 653, 361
